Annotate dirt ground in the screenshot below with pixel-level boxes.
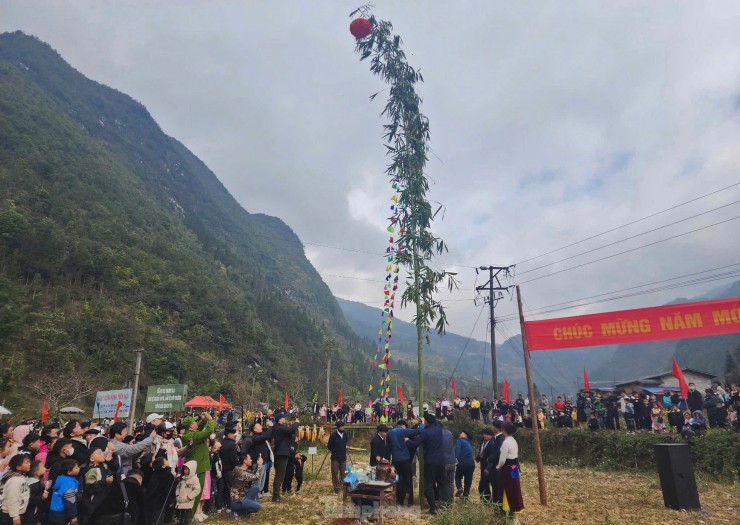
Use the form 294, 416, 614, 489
205, 453, 738, 525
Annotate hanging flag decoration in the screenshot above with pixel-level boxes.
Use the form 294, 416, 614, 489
671, 358, 689, 400
367, 179, 404, 406
583, 367, 590, 392
502, 378, 510, 403
284, 392, 289, 411
338, 389, 343, 407
41, 399, 49, 423
397, 385, 405, 405
451, 378, 457, 399
113, 400, 123, 421
218, 393, 226, 412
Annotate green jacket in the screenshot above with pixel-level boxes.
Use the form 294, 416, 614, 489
183, 419, 216, 474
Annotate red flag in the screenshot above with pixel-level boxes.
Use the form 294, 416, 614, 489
451, 378, 457, 399
583, 367, 590, 392
41, 400, 49, 423
113, 400, 123, 420
397, 385, 405, 405
503, 379, 510, 402
672, 357, 689, 400
218, 394, 226, 412
338, 390, 343, 406
284, 392, 289, 411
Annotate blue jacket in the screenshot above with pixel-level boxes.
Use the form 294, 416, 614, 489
415, 421, 446, 466
50, 475, 78, 517
441, 429, 456, 466
388, 426, 420, 463
454, 437, 475, 467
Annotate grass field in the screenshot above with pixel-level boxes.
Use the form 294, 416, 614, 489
205, 449, 738, 524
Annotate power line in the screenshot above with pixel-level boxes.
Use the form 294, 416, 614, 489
505, 262, 740, 318
446, 305, 487, 384
498, 269, 740, 323
515, 180, 740, 265
517, 199, 740, 276
516, 214, 740, 285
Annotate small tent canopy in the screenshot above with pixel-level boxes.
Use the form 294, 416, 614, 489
184, 395, 232, 409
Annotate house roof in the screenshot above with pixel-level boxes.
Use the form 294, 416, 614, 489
614, 367, 716, 387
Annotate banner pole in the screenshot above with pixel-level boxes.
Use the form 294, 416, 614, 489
516, 286, 547, 506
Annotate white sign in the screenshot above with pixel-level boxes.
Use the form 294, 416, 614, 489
308, 447, 318, 455
93, 389, 133, 419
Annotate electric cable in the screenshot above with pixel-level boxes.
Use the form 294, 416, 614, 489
515, 181, 740, 265
516, 214, 740, 285
517, 200, 740, 275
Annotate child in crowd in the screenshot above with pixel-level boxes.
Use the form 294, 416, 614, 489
1, 454, 31, 525
23, 460, 47, 525
48, 459, 79, 525
175, 461, 200, 525
80, 447, 113, 521
147, 457, 176, 525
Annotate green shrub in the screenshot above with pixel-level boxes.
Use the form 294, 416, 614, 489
515, 428, 739, 483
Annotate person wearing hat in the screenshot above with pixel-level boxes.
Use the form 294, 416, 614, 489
414, 413, 450, 514
327, 420, 349, 494
369, 424, 390, 467
269, 412, 298, 502
217, 426, 239, 510
146, 414, 164, 427
181, 412, 215, 519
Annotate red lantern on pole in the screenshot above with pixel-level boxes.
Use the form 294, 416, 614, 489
350, 18, 372, 40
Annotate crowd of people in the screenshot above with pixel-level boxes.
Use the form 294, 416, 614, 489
0, 411, 305, 525
2, 380, 736, 524
312, 380, 740, 437
327, 414, 524, 521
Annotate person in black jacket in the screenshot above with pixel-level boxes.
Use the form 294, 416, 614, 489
486, 421, 505, 508
146, 457, 176, 525
62, 420, 89, 469
281, 437, 301, 495
687, 383, 703, 413
246, 423, 272, 495
218, 426, 239, 511
327, 421, 349, 494
90, 469, 146, 525
369, 425, 390, 467
270, 413, 299, 503
476, 427, 495, 501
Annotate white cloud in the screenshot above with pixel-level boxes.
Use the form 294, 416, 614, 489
3, 0, 740, 343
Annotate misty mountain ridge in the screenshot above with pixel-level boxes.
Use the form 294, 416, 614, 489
338, 279, 739, 396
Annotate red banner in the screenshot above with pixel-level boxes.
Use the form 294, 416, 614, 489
524, 297, 740, 351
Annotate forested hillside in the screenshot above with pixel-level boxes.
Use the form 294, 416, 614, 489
0, 32, 368, 415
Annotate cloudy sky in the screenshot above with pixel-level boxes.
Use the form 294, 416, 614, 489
3, 1, 740, 343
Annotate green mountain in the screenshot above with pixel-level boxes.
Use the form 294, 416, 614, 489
0, 31, 369, 416
337, 296, 616, 397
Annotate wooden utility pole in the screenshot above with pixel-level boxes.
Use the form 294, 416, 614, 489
516, 286, 547, 505
476, 265, 514, 398
128, 349, 143, 434
326, 358, 331, 408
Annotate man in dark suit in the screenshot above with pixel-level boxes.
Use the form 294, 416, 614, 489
270, 412, 299, 502
327, 421, 349, 494
369, 424, 390, 466
476, 427, 495, 500
486, 420, 506, 507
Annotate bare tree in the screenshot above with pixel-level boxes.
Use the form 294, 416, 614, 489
29, 368, 102, 422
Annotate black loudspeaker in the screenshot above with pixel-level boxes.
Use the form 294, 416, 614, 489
653, 444, 701, 510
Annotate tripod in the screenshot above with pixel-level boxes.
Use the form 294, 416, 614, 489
305, 452, 330, 494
